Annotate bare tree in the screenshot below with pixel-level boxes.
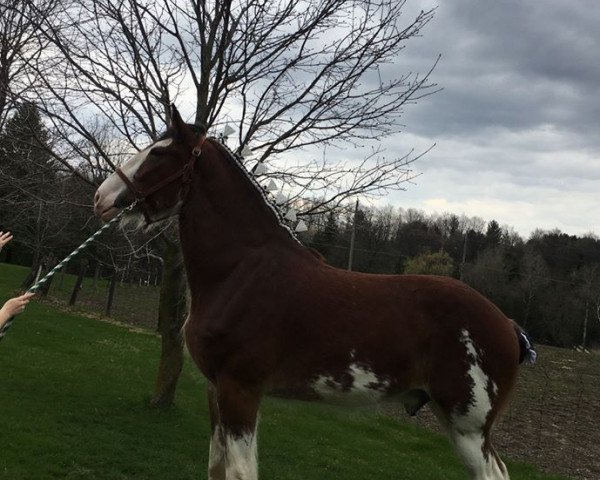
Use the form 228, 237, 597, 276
27, 0, 436, 189
0, 0, 58, 130
573, 263, 600, 349
0, 101, 71, 286
22, 0, 438, 407
519, 249, 550, 328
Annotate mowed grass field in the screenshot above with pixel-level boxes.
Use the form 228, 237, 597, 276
0, 263, 570, 479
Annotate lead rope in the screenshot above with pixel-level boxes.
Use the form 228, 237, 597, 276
0, 201, 138, 341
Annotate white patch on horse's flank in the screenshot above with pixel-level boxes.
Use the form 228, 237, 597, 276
454, 329, 496, 430
312, 363, 389, 405
348, 363, 381, 390
224, 430, 258, 480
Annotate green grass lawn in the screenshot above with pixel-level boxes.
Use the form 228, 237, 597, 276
0, 263, 570, 479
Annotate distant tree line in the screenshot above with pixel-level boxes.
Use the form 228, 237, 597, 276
306, 206, 600, 349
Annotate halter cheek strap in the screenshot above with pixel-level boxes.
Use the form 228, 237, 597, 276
115, 134, 207, 222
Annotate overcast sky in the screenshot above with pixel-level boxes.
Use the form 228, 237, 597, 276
377, 0, 600, 237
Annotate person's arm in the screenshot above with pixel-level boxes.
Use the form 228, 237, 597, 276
0, 231, 13, 252
0, 293, 35, 328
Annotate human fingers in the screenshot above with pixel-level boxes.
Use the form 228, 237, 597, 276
13, 294, 34, 311
17, 292, 36, 302
0, 231, 13, 244
3, 294, 34, 315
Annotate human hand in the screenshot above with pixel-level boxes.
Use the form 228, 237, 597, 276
0, 231, 13, 250
0, 292, 36, 320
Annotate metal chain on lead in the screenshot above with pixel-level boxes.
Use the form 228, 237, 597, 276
0, 201, 138, 341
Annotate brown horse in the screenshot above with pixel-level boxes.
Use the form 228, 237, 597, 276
94, 105, 535, 480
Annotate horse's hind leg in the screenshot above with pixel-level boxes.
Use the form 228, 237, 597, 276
450, 425, 508, 480
428, 326, 517, 480
431, 402, 508, 480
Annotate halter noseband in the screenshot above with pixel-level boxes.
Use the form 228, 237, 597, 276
115, 134, 207, 222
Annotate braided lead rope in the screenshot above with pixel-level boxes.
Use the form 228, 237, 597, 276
0, 202, 138, 341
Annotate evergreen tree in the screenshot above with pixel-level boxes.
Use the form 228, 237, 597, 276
312, 211, 340, 256
0, 102, 59, 283
0, 101, 53, 179
485, 220, 502, 248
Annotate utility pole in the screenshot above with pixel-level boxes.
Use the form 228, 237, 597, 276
459, 230, 469, 281
347, 199, 359, 271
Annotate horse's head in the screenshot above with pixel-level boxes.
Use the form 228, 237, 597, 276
93, 105, 206, 223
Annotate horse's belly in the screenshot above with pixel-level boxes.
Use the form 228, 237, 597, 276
310, 363, 391, 406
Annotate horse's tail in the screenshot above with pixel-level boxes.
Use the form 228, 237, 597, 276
511, 319, 537, 365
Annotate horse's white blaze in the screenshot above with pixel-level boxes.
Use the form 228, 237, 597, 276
224, 431, 258, 480
312, 362, 389, 404
95, 139, 173, 216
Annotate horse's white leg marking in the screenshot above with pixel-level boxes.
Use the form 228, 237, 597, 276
451, 431, 509, 480
447, 330, 509, 480
454, 330, 497, 440
457, 329, 496, 427
224, 427, 258, 480
495, 455, 509, 480
208, 427, 226, 480
209, 424, 258, 480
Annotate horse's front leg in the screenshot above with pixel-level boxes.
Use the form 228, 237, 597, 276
207, 382, 226, 480
211, 375, 262, 480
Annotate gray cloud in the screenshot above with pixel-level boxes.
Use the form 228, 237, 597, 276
377, 0, 600, 236
399, 0, 600, 137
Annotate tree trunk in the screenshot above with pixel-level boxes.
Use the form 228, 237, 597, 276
69, 258, 87, 306
582, 300, 589, 349
105, 269, 118, 316
523, 290, 533, 328
58, 264, 67, 290
92, 262, 101, 292
39, 264, 53, 297
150, 237, 187, 410
21, 250, 41, 289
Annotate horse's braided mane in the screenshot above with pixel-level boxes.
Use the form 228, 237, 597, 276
206, 135, 304, 247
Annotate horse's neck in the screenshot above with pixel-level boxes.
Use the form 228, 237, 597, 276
178, 143, 301, 290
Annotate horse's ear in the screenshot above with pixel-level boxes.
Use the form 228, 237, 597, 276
169, 104, 189, 138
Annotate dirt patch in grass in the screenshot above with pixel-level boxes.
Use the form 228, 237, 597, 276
381, 345, 600, 480
46, 280, 160, 330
